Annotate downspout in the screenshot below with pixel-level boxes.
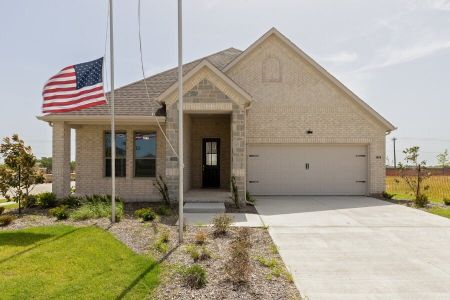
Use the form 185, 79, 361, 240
244, 101, 253, 202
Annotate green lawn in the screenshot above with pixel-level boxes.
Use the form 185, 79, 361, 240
386, 176, 450, 203
0, 225, 160, 299
426, 207, 450, 219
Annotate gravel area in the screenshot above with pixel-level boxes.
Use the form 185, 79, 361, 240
154, 226, 301, 300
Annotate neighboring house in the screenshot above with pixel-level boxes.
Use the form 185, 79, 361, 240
38, 28, 395, 203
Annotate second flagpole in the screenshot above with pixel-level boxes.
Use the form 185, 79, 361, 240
109, 0, 116, 223
178, 0, 184, 243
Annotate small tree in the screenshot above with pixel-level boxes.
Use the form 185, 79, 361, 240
436, 149, 449, 175
397, 146, 430, 207
38, 157, 52, 174
0, 134, 44, 214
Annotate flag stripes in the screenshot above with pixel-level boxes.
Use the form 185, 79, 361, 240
42, 58, 107, 113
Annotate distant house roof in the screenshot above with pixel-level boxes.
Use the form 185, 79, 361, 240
50, 47, 242, 117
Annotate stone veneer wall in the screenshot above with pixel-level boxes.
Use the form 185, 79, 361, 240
165, 79, 246, 203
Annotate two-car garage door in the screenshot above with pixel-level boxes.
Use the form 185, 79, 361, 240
247, 145, 368, 195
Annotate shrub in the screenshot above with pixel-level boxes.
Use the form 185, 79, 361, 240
382, 191, 394, 199
194, 230, 207, 245
36, 192, 57, 208
212, 214, 232, 236
246, 191, 255, 205
0, 215, 15, 226
23, 194, 38, 208
156, 205, 171, 216
256, 256, 278, 268
153, 175, 170, 205
134, 208, 157, 221
185, 244, 211, 262
225, 232, 251, 284
71, 201, 123, 221
414, 194, 429, 208
0, 207, 4, 215
186, 244, 200, 261
49, 205, 70, 220
154, 229, 170, 253
84, 194, 122, 204
235, 227, 251, 248
443, 198, 450, 206
230, 176, 240, 208
61, 195, 84, 208
181, 264, 207, 289
199, 246, 211, 261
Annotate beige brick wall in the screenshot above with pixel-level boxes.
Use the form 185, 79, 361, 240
76, 124, 166, 202
226, 34, 387, 194
183, 114, 192, 192
190, 114, 231, 189
52, 122, 71, 198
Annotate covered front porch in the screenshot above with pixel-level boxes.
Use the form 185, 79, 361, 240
159, 60, 252, 204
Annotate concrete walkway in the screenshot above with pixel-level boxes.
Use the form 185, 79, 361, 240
255, 196, 450, 300
180, 212, 264, 227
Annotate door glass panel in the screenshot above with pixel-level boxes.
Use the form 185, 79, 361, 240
211, 154, 217, 166
211, 142, 217, 153
206, 154, 211, 166
206, 142, 211, 154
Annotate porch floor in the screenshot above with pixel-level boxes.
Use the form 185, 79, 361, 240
184, 189, 231, 203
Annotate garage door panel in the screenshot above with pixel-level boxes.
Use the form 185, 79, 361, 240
247, 145, 367, 195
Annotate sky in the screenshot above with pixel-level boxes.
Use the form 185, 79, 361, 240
0, 0, 449, 165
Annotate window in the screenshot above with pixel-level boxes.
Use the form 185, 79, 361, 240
205, 141, 218, 166
134, 132, 156, 177
105, 132, 126, 177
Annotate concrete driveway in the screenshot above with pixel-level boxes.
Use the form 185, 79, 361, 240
255, 196, 450, 300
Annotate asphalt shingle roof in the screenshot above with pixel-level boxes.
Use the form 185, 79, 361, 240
53, 48, 242, 116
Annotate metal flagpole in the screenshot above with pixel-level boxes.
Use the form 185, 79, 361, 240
109, 0, 116, 223
178, 0, 184, 242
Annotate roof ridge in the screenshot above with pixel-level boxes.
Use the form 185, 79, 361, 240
108, 47, 242, 94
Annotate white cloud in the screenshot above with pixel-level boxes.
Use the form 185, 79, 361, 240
322, 51, 358, 64
355, 40, 450, 72
432, 0, 450, 10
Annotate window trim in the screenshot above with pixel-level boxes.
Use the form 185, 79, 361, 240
104, 131, 127, 178
133, 131, 157, 178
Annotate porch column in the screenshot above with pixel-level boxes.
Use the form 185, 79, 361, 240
165, 105, 180, 202
52, 121, 71, 198
231, 105, 246, 204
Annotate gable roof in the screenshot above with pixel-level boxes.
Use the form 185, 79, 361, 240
44, 47, 242, 117
157, 60, 252, 106
223, 28, 396, 132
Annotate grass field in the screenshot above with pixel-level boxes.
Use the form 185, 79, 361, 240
0, 225, 160, 299
386, 176, 450, 203
426, 207, 450, 219
0, 198, 19, 210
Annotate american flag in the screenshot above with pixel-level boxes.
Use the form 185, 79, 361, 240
42, 57, 107, 113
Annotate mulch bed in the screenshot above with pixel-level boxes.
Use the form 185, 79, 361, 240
1, 208, 301, 300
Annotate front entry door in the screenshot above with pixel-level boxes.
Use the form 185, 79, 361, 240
202, 138, 220, 188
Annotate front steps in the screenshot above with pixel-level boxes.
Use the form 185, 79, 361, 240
184, 189, 230, 203
183, 202, 226, 214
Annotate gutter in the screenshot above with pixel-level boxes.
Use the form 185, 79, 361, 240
36, 115, 166, 125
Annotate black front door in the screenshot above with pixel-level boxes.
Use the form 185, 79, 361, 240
202, 138, 220, 188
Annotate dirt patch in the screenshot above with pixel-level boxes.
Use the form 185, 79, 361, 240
225, 203, 258, 214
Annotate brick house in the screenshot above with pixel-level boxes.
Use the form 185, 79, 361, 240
38, 28, 395, 203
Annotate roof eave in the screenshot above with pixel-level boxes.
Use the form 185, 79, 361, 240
36, 115, 166, 125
